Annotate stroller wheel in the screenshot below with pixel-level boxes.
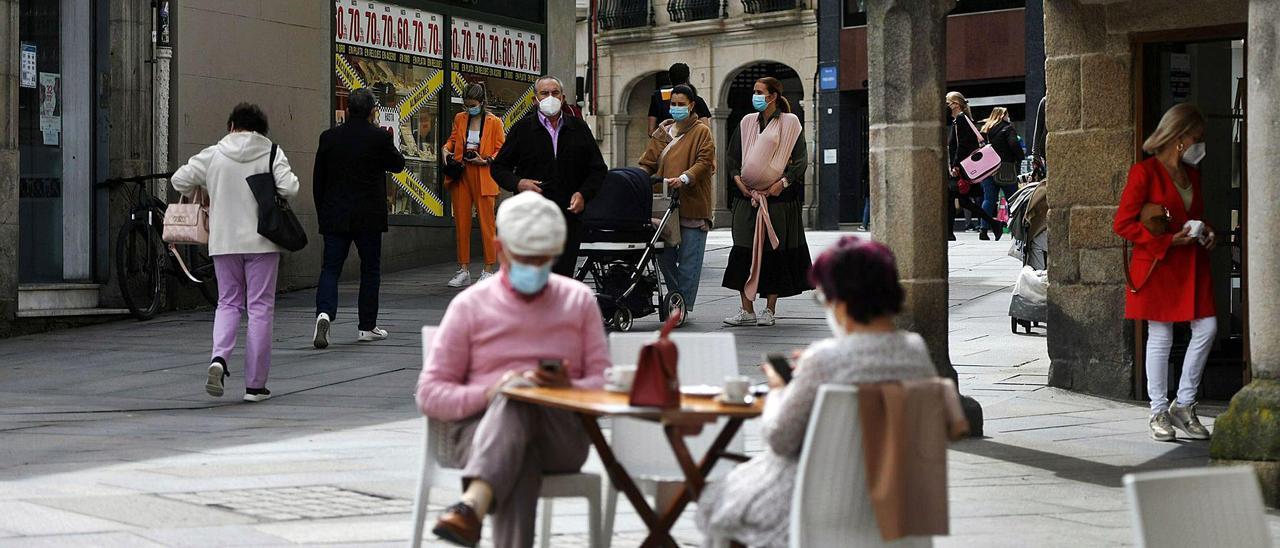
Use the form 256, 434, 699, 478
613, 307, 634, 332
663, 292, 687, 327
1011, 317, 1019, 334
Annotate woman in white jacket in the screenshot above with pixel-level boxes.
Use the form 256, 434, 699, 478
171, 103, 300, 402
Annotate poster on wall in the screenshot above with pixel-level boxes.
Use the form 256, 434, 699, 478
38, 72, 60, 146
449, 17, 543, 133
20, 43, 37, 89
334, 0, 446, 217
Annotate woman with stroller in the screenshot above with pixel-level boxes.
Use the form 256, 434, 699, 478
946, 91, 1004, 241
1113, 103, 1217, 443
442, 83, 506, 288
722, 77, 813, 328
638, 84, 715, 323
978, 106, 1022, 241
171, 103, 300, 402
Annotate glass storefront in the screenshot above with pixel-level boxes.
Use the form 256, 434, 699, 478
17, 0, 63, 281
332, 0, 546, 224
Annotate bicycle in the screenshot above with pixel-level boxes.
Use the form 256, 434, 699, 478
98, 173, 217, 320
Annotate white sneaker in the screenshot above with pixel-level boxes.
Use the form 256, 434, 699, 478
723, 309, 757, 327
757, 309, 776, 327
358, 327, 389, 342
447, 269, 471, 288
478, 271, 495, 283
313, 313, 331, 349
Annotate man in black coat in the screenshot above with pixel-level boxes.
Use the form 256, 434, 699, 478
311, 88, 406, 349
491, 75, 607, 277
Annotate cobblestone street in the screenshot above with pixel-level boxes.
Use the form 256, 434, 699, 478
1, 231, 1276, 547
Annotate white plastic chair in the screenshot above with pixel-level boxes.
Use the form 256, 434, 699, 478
1124, 466, 1271, 548
603, 332, 745, 548
410, 326, 603, 548
789, 385, 932, 548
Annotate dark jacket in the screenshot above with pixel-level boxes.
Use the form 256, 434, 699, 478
313, 118, 406, 234
947, 112, 980, 169
986, 120, 1023, 164
491, 112, 607, 211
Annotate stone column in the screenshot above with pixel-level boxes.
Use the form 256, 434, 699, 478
711, 107, 732, 228
1211, 1, 1280, 507
0, 0, 19, 332
867, 0, 981, 435
611, 117, 630, 172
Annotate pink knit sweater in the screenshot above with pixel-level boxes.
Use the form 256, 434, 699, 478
416, 273, 610, 422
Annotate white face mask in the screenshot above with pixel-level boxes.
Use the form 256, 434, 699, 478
1182, 142, 1206, 165
825, 307, 847, 337
538, 95, 562, 117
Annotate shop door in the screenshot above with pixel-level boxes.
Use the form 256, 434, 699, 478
17, 0, 93, 282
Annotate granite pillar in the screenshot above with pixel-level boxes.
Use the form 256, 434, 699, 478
1210, 0, 1280, 507
710, 108, 732, 229
0, 0, 19, 331
867, 0, 981, 435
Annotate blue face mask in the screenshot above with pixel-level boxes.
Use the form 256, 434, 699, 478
669, 105, 690, 122
467, 105, 482, 116
752, 94, 770, 112
507, 260, 553, 295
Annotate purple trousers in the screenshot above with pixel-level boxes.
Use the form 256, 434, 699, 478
212, 253, 280, 390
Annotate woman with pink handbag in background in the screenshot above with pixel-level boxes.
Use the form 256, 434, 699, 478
945, 92, 1004, 241
171, 103, 300, 403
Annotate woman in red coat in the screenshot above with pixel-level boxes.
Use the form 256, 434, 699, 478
1113, 103, 1218, 443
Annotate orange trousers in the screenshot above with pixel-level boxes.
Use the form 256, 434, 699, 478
450, 166, 497, 266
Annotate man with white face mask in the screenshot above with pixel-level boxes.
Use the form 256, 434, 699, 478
416, 192, 609, 547
491, 76, 608, 277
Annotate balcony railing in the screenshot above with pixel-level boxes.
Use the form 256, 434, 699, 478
742, 0, 803, 14
668, 0, 726, 23
599, 0, 654, 31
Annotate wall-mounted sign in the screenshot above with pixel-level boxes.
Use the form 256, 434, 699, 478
819, 65, 838, 91
20, 43, 37, 89
39, 72, 60, 146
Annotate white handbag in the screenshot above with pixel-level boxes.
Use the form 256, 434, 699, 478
162, 188, 210, 246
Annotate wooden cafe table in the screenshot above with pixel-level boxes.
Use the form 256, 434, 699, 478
503, 386, 764, 548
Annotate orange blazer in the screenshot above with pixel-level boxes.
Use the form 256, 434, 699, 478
444, 111, 506, 195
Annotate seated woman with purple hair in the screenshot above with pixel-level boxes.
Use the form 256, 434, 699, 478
696, 235, 939, 548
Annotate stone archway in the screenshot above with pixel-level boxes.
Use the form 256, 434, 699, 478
613, 70, 664, 168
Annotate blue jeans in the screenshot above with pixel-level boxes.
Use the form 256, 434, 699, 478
861, 198, 871, 229
656, 226, 708, 311
315, 231, 382, 331
980, 178, 1018, 230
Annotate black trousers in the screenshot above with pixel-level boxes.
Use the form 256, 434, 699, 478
948, 187, 999, 235
552, 218, 583, 278
315, 231, 381, 331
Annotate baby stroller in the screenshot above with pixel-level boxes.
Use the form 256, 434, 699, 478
1006, 180, 1048, 334
577, 167, 687, 332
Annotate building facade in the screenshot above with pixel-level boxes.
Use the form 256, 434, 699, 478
0, 0, 577, 336
590, 0, 818, 228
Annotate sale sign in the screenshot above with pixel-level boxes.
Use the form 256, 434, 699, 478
451, 17, 542, 76
334, 0, 444, 60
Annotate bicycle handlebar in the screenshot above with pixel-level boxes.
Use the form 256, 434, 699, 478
97, 172, 176, 188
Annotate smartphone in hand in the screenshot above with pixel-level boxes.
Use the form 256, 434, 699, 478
765, 353, 793, 384
538, 359, 563, 375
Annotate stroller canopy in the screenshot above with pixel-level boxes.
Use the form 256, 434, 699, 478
582, 167, 654, 231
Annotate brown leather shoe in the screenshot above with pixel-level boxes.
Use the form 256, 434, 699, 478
432, 502, 481, 547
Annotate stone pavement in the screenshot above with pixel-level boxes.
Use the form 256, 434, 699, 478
1, 230, 1277, 547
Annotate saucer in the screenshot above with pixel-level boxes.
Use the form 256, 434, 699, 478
604, 383, 631, 394
716, 394, 755, 406
680, 385, 721, 398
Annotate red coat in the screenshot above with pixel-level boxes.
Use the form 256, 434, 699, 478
1113, 156, 1216, 322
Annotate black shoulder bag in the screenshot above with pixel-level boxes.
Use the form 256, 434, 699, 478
246, 144, 308, 252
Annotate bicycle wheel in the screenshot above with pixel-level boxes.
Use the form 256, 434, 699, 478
180, 245, 219, 305
116, 220, 165, 320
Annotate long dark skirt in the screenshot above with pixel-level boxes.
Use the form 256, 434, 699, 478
721, 197, 813, 299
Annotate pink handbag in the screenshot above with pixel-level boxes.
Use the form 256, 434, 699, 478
958, 115, 1001, 182
163, 188, 209, 246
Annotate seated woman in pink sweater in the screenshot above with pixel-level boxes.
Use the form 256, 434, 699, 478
416, 192, 609, 548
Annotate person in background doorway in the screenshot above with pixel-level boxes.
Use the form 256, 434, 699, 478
491, 75, 608, 278
638, 84, 716, 323
648, 62, 712, 134
312, 88, 407, 349
978, 107, 1022, 240
946, 91, 1004, 241
172, 103, 300, 402
722, 76, 813, 328
860, 161, 871, 231
442, 83, 506, 288
1032, 95, 1048, 177
1113, 103, 1217, 443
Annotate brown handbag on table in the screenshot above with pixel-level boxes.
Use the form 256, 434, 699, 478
1123, 203, 1171, 294
629, 311, 682, 408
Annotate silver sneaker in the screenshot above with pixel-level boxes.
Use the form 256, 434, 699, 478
447, 269, 471, 288
478, 271, 495, 283
757, 309, 776, 327
358, 327, 389, 342
1168, 402, 1211, 440
723, 309, 756, 327
1149, 411, 1177, 442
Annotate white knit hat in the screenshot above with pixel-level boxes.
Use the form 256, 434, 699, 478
496, 192, 566, 257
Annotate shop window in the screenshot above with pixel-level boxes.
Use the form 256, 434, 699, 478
842, 0, 866, 27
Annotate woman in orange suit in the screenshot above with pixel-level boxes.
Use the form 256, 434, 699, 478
1113, 103, 1217, 443
442, 83, 506, 288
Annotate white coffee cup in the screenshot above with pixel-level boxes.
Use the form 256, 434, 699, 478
605, 365, 637, 390
1184, 219, 1205, 238
722, 375, 751, 403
